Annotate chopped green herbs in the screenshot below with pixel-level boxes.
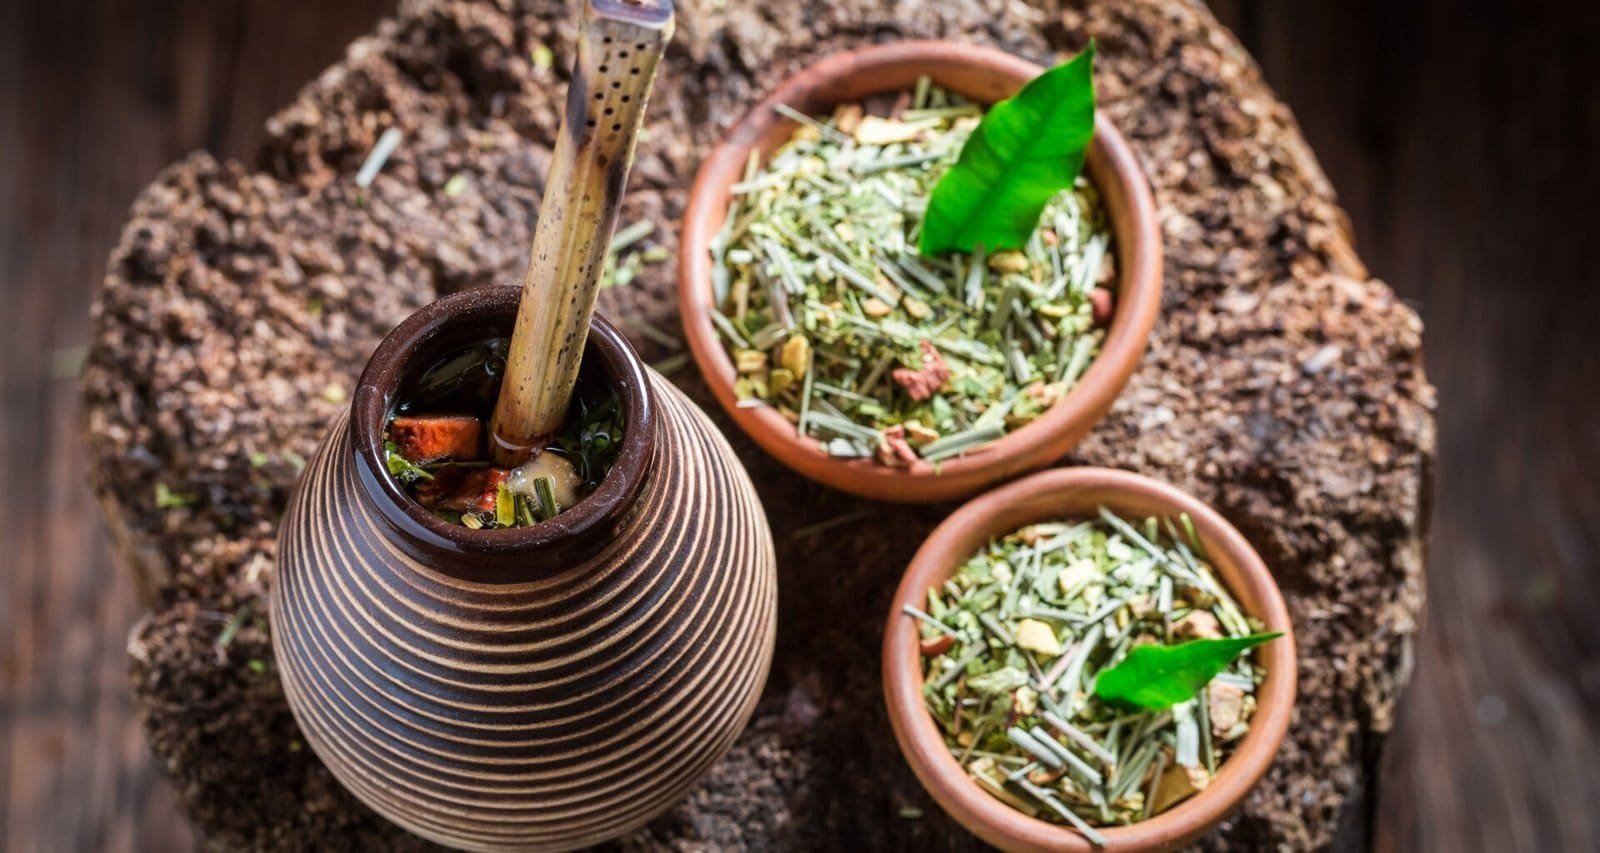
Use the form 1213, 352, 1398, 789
912, 508, 1269, 835
532, 475, 560, 520
494, 482, 516, 528
711, 80, 1113, 467
553, 379, 624, 492
384, 441, 435, 484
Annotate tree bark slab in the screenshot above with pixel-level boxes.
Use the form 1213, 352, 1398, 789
82, 0, 1435, 848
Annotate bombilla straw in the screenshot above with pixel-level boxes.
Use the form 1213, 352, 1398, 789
488, 0, 674, 467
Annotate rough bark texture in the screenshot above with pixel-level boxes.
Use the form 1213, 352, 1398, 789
82, 0, 1435, 849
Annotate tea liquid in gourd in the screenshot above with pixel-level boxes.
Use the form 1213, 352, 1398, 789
383, 337, 623, 528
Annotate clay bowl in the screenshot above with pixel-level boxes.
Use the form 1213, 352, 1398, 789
271, 286, 778, 852
679, 42, 1162, 503
883, 468, 1295, 851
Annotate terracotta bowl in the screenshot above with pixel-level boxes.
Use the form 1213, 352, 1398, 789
679, 42, 1163, 503
883, 468, 1295, 851
271, 286, 778, 851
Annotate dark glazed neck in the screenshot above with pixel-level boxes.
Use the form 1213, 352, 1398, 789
350, 286, 655, 583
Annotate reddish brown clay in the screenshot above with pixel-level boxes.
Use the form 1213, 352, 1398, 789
679, 42, 1163, 503
883, 468, 1296, 851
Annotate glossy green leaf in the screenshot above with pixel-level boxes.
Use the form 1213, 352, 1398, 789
919, 43, 1097, 256
1092, 632, 1282, 710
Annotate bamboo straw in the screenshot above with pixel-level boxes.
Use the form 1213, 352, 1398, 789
489, 0, 674, 467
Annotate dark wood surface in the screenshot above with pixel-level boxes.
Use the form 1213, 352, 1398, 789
1207, 3, 1600, 850
1, 0, 1594, 850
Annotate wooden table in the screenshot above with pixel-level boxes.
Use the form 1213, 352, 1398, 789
1, 0, 1595, 850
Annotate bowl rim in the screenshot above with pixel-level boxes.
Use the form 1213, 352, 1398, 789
881, 467, 1296, 851
678, 40, 1163, 503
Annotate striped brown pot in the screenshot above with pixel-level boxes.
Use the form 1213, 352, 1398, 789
270, 286, 778, 852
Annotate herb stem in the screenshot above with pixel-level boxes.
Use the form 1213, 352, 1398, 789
1015, 779, 1109, 848
1029, 725, 1104, 787
1006, 727, 1064, 770
902, 604, 959, 638
1042, 711, 1119, 768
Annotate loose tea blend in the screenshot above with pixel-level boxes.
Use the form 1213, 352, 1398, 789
910, 508, 1272, 840
382, 336, 624, 528
709, 75, 1114, 467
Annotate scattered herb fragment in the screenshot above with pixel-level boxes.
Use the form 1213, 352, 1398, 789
282, 449, 307, 472
154, 482, 195, 509
214, 605, 251, 663
530, 43, 555, 71
49, 345, 87, 379
602, 219, 668, 289
911, 507, 1269, 835
650, 352, 691, 376
355, 127, 403, 189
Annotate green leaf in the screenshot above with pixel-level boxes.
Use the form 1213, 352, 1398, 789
1092, 632, 1282, 710
154, 482, 195, 509
919, 43, 1097, 256
384, 440, 434, 484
